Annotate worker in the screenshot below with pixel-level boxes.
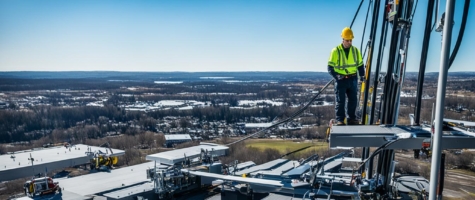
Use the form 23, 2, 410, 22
327, 27, 365, 125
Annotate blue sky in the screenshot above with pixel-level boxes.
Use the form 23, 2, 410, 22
0, 0, 473, 72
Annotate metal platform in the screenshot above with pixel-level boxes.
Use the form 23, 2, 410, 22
251, 160, 300, 177
234, 159, 289, 176
0, 144, 125, 182
228, 161, 256, 174
205, 192, 319, 200
444, 118, 475, 127
282, 163, 313, 179
329, 125, 475, 149
145, 143, 228, 165
189, 171, 283, 193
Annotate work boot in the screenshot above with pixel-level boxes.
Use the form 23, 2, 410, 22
336, 121, 346, 125
347, 119, 360, 125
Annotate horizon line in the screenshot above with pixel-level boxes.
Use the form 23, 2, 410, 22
1, 70, 473, 73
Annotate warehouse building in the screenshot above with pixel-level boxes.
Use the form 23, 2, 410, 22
164, 134, 192, 147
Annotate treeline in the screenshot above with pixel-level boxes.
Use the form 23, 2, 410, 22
114, 82, 296, 102
0, 78, 155, 91
0, 105, 126, 142
447, 80, 475, 92
398, 96, 475, 124
0, 73, 324, 94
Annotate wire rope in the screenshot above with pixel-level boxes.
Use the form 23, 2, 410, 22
226, 79, 334, 146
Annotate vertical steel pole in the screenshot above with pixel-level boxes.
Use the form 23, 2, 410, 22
429, 0, 455, 199
154, 160, 157, 193
437, 153, 446, 198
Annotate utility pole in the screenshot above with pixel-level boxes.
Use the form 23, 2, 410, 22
429, 0, 455, 199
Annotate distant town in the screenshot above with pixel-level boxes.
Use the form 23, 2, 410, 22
1, 71, 475, 147
2, 71, 475, 199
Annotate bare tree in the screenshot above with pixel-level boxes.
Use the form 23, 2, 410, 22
0, 144, 6, 155
179, 118, 190, 133
50, 129, 68, 143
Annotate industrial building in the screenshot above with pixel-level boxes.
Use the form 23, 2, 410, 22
16, 143, 230, 200
0, 144, 124, 182
164, 134, 192, 147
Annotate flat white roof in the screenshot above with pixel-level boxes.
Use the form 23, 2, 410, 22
146, 143, 228, 165
103, 182, 154, 199
16, 190, 84, 200
58, 162, 154, 197
245, 123, 273, 128
165, 134, 192, 140
17, 162, 168, 200
0, 144, 124, 172
153, 100, 185, 106
342, 157, 363, 162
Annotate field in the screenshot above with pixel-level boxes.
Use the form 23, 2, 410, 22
245, 139, 328, 155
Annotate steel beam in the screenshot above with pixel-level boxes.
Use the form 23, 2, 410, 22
429, 0, 455, 199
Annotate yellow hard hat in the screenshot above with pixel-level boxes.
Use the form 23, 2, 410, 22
341, 27, 354, 40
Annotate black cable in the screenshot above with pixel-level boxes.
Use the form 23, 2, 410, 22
360, 0, 373, 53
411, 0, 419, 19
382, 0, 403, 124
356, 0, 373, 122
350, 0, 366, 29
449, 0, 470, 68
414, 0, 435, 125
370, 0, 390, 125
415, 0, 469, 124
357, 0, 380, 173
361, 0, 380, 124
356, 137, 401, 171
385, 0, 405, 124
388, 0, 415, 125
391, 0, 415, 125
226, 79, 335, 146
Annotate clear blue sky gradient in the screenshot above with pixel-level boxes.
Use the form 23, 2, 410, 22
0, 0, 473, 72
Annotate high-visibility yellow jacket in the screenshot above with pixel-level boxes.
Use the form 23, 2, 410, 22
328, 44, 363, 75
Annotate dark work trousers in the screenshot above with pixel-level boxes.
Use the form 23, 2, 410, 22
334, 76, 358, 122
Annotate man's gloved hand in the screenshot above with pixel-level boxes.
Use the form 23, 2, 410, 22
335, 75, 343, 80
360, 76, 365, 82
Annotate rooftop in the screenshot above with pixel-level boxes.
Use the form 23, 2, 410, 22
164, 134, 192, 140
0, 144, 124, 181
58, 162, 153, 198
16, 162, 154, 200
146, 143, 228, 165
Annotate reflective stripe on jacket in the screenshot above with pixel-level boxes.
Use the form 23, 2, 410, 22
328, 44, 363, 75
